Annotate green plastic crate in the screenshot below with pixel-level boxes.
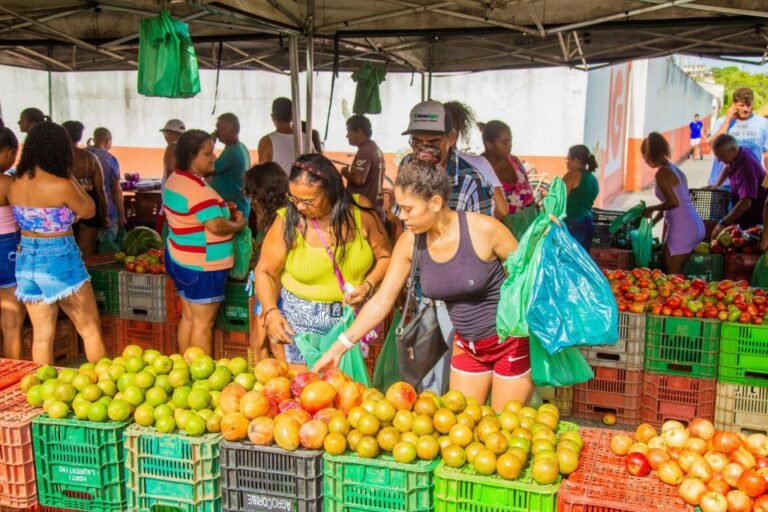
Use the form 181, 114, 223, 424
124, 424, 222, 512
434, 421, 578, 512
88, 264, 121, 315
216, 280, 250, 332
644, 315, 720, 378
718, 322, 768, 387
32, 414, 130, 512
324, 452, 440, 512
682, 253, 724, 281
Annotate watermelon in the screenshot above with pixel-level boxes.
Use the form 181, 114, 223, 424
121, 227, 163, 256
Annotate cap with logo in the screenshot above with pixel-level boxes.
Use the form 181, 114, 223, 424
402, 101, 454, 135
160, 119, 186, 133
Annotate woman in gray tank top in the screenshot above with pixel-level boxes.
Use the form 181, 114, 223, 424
313, 153, 537, 410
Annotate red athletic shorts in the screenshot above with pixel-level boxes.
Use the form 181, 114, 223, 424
451, 332, 531, 379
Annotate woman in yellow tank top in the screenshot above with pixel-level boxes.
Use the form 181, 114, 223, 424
255, 154, 392, 371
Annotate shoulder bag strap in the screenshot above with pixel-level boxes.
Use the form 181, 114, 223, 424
396, 234, 422, 334
310, 217, 346, 293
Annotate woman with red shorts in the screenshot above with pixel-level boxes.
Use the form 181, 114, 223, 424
313, 154, 534, 409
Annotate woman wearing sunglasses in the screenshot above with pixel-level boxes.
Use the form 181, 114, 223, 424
255, 153, 391, 372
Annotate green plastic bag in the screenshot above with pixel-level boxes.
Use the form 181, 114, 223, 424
229, 227, 253, 280
529, 334, 594, 387
751, 254, 768, 289
138, 10, 200, 98
294, 306, 371, 386
609, 202, 646, 234
630, 218, 653, 268
497, 179, 567, 339
373, 310, 401, 392
501, 203, 539, 241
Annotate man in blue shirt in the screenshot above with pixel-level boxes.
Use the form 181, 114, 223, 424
707, 88, 768, 188
689, 114, 704, 160
212, 113, 250, 217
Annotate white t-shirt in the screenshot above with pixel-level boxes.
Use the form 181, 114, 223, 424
457, 152, 502, 188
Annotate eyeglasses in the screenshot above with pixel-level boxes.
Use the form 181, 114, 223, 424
286, 192, 321, 207
409, 136, 444, 149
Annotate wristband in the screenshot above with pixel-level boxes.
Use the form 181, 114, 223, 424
338, 333, 355, 349
262, 307, 279, 321
364, 280, 374, 297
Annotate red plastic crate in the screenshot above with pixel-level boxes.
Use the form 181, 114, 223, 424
641, 372, 716, 428
0, 360, 40, 393
213, 329, 249, 361
573, 366, 643, 424
589, 248, 635, 270
98, 315, 119, 358
557, 428, 694, 512
724, 253, 760, 282
82, 253, 116, 267
117, 318, 176, 356
165, 278, 182, 327
0, 387, 44, 509
0, 506, 76, 511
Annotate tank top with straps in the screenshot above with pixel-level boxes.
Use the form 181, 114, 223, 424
418, 211, 505, 341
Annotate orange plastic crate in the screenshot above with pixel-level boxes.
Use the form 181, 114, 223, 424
0, 360, 40, 393
641, 372, 716, 428
213, 329, 249, 361
117, 318, 176, 355
573, 366, 643, 425
165, 278, 182, 327
0, 387, 44, 509
99, 315, 119, 358
557, 428, 694, 512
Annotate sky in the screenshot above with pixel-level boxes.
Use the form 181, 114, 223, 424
675, 55, 768, 73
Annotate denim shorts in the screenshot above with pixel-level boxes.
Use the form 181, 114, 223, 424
0, 231, 20, 288
15, 235, 90, 304
165, 249, 228, 305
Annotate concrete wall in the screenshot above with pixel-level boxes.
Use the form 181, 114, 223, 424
625, 57, 714, 191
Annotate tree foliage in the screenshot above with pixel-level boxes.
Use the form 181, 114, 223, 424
712, 66, 768, 115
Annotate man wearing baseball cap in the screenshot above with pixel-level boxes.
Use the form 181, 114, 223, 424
400, 101, 494, 216
397, 101, 496, 396
161, 119, 185, 189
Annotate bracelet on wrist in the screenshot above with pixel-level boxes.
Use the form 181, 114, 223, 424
364, 280, 374, 297
338, 333, 355, 349
262, 307, 279, 321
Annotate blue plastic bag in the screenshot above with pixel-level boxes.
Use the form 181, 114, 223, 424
527, 223, 619, 355
294, 306, 371, 386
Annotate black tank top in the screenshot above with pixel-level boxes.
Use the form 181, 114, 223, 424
418, 211, 505, 341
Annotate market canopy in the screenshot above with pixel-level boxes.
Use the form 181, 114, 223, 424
0, 1, 766, 73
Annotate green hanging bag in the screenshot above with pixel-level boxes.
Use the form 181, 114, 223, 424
229, 227, 253, 281
751, 254, 768, 289
294, 306, 371, 386
373, 310, 402, 392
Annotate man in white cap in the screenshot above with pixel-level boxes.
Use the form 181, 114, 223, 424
161, 119, 185, 189
397, 100, 496, 396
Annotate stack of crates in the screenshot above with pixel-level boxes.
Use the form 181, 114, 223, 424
117, 271, 177, 355
22, 318, 78, 366
724, 253, 761, 282
86, 261, 121, 356
213, 280, 251, 361
589, 248, 635, 270
641, 315, 719, 427
591, 209, 623, 249
715, 322, 768, 434
573, 312, 645, 424
124, 424, 223, 511
0, 387, 44, 509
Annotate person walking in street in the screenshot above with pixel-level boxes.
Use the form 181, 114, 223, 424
689, 114, 704, 160
642, 132, 705, 274
211, 113, 250, 218
563, 144, 600, 252
342, 115, 386, 219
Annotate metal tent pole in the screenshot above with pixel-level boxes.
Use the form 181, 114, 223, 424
305, 0, 314, 153
289, 35, 304, 156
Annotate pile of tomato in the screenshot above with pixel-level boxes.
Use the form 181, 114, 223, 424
604, 268, 768, 324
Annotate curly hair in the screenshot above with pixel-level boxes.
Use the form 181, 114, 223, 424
443, 101, 476, 145
396, 155, 451, 203
175, 130, 213, 172
16, 122, 72, 179
245, 162, 289, 229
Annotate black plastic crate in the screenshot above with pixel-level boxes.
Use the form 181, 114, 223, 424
689, 188, 730, 222
220, 441, 323, 512
592, 208, 624, 225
